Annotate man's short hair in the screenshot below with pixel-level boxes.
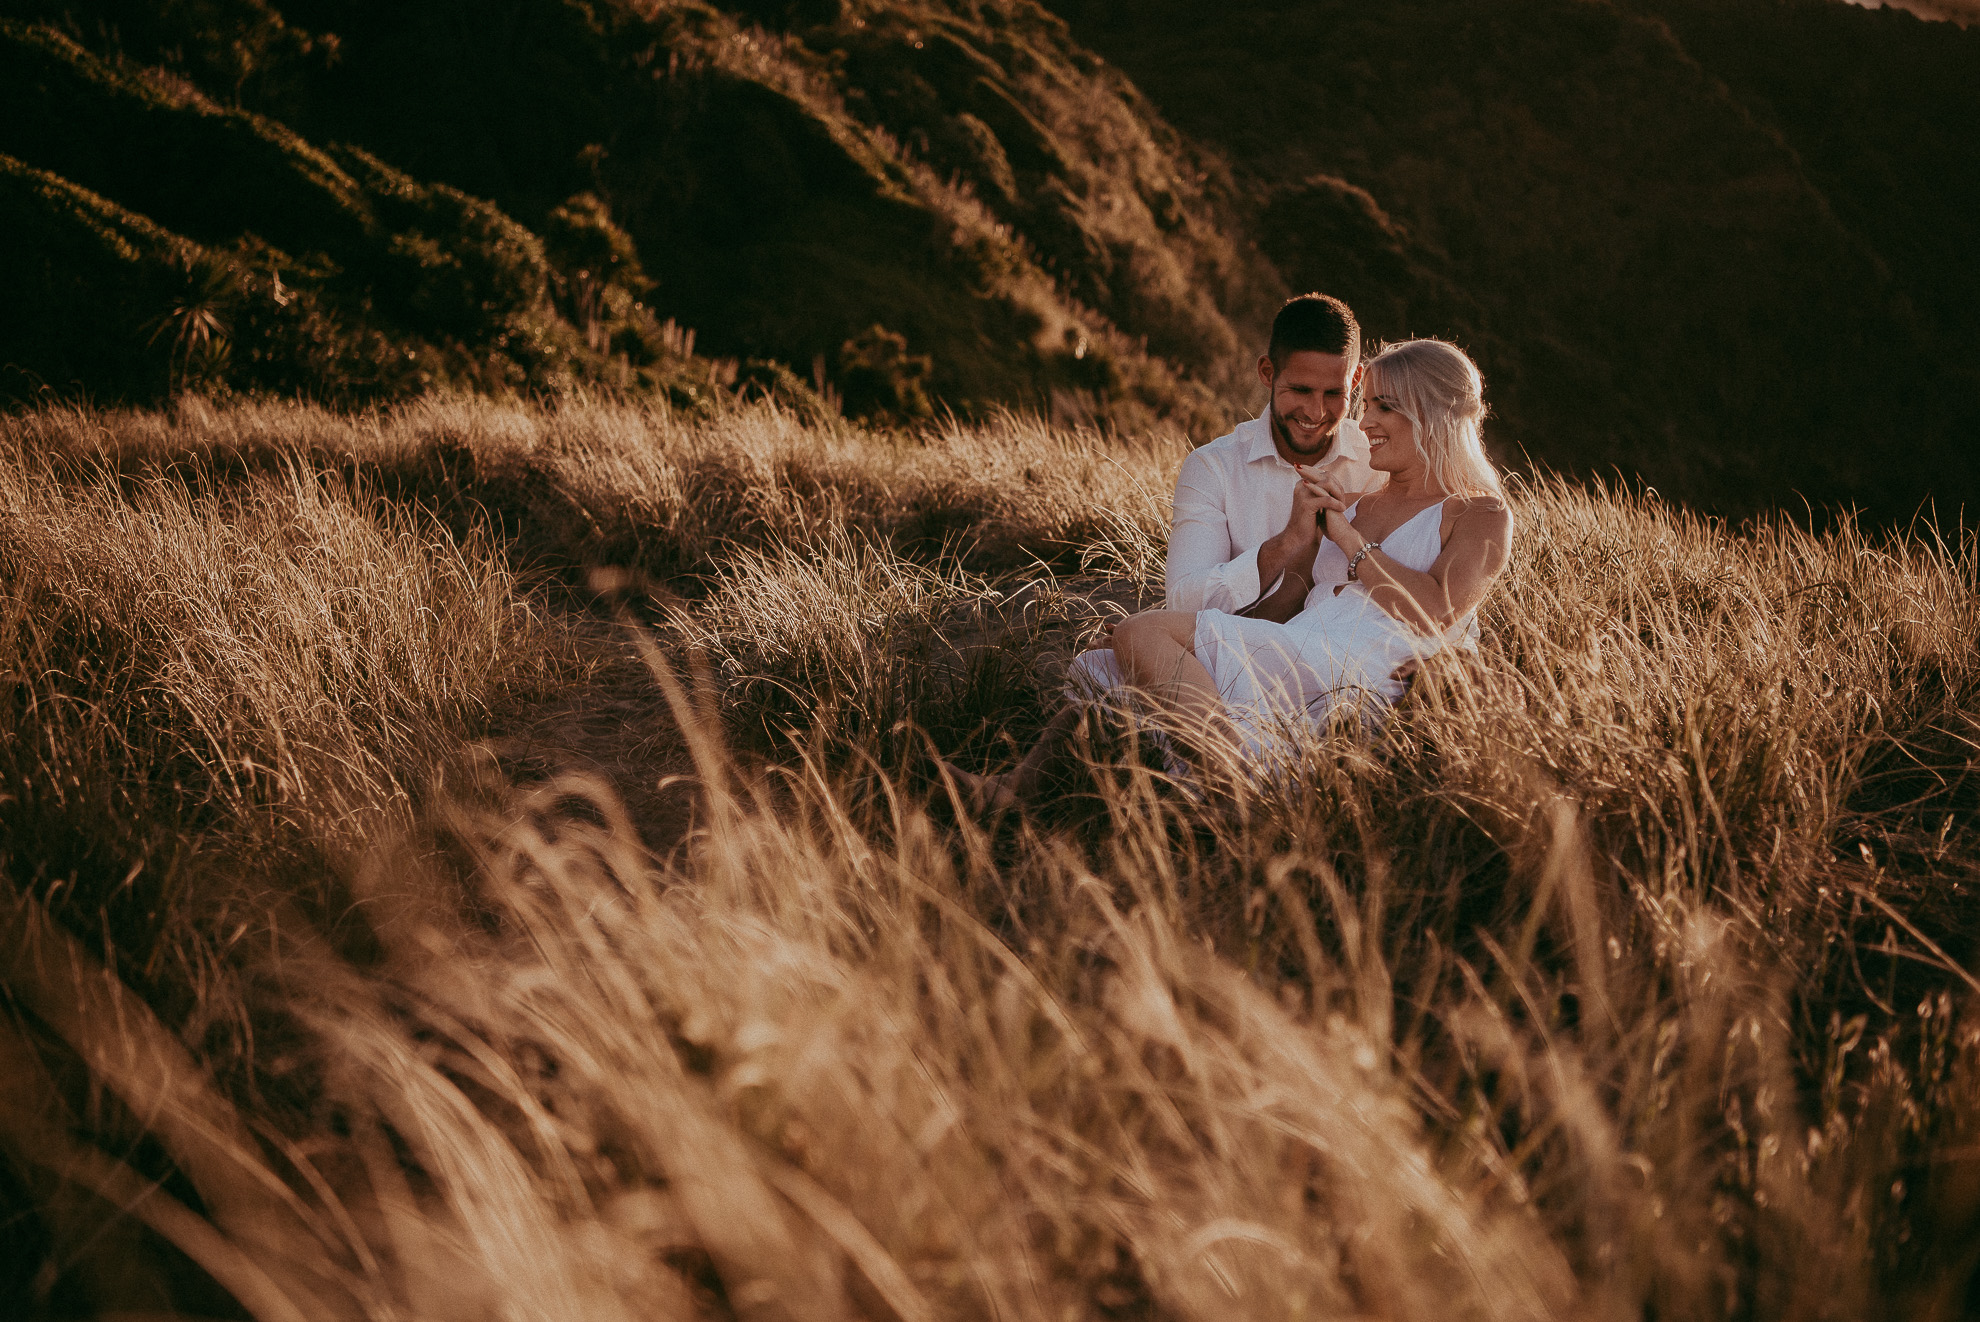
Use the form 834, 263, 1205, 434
1267, 293, 1360, 373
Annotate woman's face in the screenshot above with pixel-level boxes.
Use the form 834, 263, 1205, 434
1360, 387, 1420, 474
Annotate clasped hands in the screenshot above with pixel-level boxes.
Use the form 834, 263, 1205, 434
1290, 458, 1365, 550
1097, 457, 1378, 643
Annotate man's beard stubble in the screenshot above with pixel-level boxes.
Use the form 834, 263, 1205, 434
1270, 404, 1338, 459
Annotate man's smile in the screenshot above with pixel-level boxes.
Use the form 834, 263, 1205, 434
1283, 414, 1332, 444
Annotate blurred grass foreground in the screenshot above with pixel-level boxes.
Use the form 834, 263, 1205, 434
3, 395, 1979, 1319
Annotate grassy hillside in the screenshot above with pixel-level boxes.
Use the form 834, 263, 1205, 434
8, 0, 1976, 515
3, 0, 1273, 430
1046, 0, 1980, 519
0, 18, 744, 408
4, 398, 1980, 1317
272, 0, 1274, 420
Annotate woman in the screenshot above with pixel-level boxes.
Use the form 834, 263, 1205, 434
946, 338, 1512, 808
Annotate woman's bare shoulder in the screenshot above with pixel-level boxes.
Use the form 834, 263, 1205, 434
1453, 493, 1512, 523
1441, 492, 1513, 534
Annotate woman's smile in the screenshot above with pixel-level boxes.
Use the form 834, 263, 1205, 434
1361, 393, 1419, 471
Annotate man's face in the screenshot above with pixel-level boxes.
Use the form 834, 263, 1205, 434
1259, 350, 1358, 463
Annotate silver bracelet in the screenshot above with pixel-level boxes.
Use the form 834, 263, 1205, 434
1346, 540, 1381, 582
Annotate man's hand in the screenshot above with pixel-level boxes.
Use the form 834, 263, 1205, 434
1299, 462, 1371, 552
1252, 465, 1353, 606
1289, 462, 1356, 533
1287, 475, 1336, 538
1296, 461, 1366, 513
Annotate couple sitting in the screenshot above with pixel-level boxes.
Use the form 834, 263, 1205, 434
948, 293, 1513, 808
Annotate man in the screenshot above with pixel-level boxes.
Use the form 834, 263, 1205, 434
1074, 293, 1378, 690
1167, 292, 1378, 617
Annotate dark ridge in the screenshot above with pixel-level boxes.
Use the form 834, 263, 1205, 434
1045, 0, 1980, 521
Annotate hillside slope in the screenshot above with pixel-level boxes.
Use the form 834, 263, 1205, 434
6, 0, 1975, 516
275, 0, 1277, 420
3, 0, 1278, 429
0, 17, 735, 406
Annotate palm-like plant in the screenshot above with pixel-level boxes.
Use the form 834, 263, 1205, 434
146, 252, 237, 394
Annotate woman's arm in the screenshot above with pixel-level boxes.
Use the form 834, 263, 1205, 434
1324, 498, 1514, 634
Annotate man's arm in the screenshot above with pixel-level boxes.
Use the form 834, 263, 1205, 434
1235, 564, 1313, 623
1165, 450, 1262, 612
1167, 447, 1345, 613
1241, 464, 1380, 621
1250, 497, 1329, 608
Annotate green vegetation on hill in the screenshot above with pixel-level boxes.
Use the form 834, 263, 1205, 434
4, 400, 1980, 1316
4, 0, 1275, 431
4, 0, 1975, 513
0, 18, 737, 405
270, 0, 1272, 423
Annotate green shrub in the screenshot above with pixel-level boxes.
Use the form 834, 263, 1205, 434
834, 323, 935, 422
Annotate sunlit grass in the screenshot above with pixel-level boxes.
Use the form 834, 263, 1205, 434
1, 396, 1976, 1319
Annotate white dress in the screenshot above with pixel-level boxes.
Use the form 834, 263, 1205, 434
1193, 497, 1474, 750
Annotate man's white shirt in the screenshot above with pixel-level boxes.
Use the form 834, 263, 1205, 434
1164, 413, 1375, 612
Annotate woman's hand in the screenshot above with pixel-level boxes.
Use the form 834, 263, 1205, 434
1303, 472, 1361, 552
1288, 474, 1341, 544
1293, 464, 1352, 529
1321, 502, 1363, 552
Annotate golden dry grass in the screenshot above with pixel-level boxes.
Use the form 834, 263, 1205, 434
1, 395, 1977, 1320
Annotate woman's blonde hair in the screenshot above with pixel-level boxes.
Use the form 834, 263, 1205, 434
1362, 339, 1501, 499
